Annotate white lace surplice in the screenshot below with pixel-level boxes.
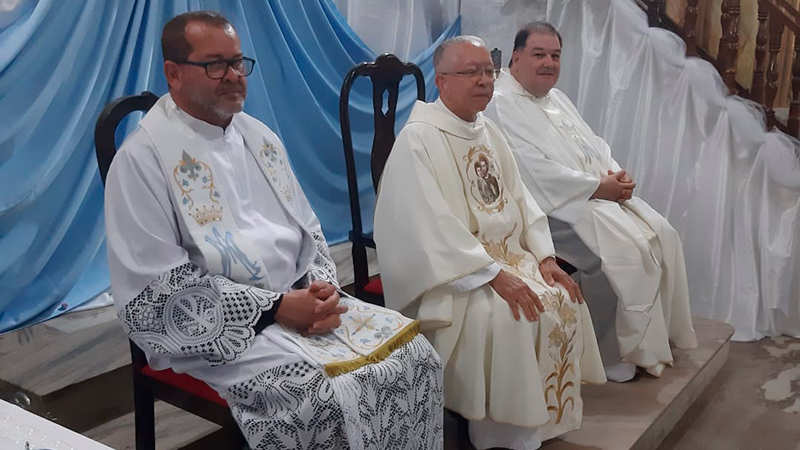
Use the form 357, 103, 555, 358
105, 96, 443, 449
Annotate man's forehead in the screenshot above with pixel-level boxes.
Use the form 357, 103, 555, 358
448, 43, 492, 67
525, 33, 561, 51
186, 22, 241, 58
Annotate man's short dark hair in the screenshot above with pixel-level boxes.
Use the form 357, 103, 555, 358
510, 21, 562, 68
161, 11, 234, 62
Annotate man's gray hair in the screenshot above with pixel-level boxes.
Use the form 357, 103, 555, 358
433, 35, 486, 72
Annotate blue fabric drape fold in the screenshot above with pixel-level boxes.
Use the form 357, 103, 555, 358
0, 0, 460, 332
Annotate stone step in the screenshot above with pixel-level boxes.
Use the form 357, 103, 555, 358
2, 303, 732, 450
0, 306, 133, 432
541, 317, 734, 450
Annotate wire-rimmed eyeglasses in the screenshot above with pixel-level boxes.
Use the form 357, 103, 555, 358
440, 66, 496, 80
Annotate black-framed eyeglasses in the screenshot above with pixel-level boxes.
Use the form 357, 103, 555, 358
174, 57, 256, 79
441, 66, 496, 80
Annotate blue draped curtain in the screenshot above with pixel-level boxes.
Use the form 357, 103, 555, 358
0, 0, 460, 332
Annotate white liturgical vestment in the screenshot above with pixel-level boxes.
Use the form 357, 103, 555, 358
375, 99, 606, 449
105, 94, 443, 449
486, 70, 697, 377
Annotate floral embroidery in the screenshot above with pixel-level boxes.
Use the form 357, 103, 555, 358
544, 290, 578, 424
479, 223, 547, 284
352, 314, 376, 333
259, 139, 294, 203
172, 150, 220, 211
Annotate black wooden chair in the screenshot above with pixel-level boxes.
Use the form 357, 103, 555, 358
339, 53, 425, 306
94, 91, 246, 450
339, 54, 472, 447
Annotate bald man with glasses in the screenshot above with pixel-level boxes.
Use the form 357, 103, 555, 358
375, 35, 605, 450
104, 11, 443, 450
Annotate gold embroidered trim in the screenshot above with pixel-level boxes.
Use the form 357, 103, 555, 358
323, 321, 420, 377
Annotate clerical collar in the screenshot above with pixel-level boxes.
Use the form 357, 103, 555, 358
497, 69, 551, 103
406, 99, 485, 141
434, 98, 480, 127
165, 94, 238, 140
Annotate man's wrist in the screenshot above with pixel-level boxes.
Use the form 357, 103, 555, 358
255, 294, 284, 333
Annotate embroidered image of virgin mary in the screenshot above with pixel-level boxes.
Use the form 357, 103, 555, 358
474, 154, 500, 204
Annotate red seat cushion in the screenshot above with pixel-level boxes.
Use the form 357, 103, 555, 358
363, 277, 383, 295
140, 365, 228, 407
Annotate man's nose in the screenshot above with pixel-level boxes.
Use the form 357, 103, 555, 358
222, 64, 240, 82
477, 71, 494, 85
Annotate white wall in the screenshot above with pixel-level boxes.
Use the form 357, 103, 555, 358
461, 0, 549, 68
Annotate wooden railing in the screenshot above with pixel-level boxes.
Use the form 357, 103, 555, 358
643, 0, 800, 137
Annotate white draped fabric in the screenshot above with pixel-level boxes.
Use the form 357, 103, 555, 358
333, 0, 459, 60
548, 0, 800, 341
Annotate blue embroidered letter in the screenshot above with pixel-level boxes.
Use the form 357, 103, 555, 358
205, 227, 264, 282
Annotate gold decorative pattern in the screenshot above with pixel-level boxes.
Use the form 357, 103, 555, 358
480, 223, 530, 278
334, 302, 407, 351
189, 204, 223, 226
324, 321, 420, 377
544, 290, 578, 424
172, 150, 220, 211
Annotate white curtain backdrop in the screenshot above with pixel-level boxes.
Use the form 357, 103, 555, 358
333, 0, 459, 60
549, 0, 800, 341
461, 0, 548, 67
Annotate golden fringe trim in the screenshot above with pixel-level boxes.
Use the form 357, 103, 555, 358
323, 321, 420, 377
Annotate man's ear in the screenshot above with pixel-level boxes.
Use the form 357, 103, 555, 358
434, 73, 446, 95
164, 61, 182, 89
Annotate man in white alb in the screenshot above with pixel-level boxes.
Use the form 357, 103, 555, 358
104, 11, 442, 449
485, 22, 697, 382
375, 35, 606, 450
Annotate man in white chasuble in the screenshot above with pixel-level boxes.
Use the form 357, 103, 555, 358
374, 35, 606, 450
104, 11, 442, 450
484, 22, 697, 384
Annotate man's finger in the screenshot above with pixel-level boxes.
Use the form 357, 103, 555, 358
309, 314, 342, 334
531, 292, 545, 314
567, 279, 582, 304
542, 268, 555, 286
329, 304, 349, 315
613, 170, 627, 180
507, 298, 522, 321
314, 291, 341, 314
309, 280, 328, 292
608, 169, 614, 175
312, 284, 336, 301
572, 279, 585, 303
519, 297, 536, 322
